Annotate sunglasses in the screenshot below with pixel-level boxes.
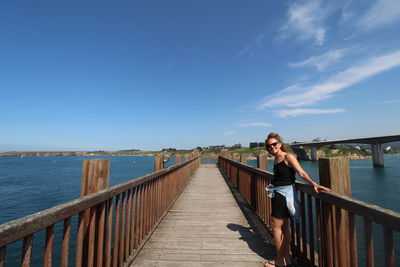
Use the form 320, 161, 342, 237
266, 142, 279, 149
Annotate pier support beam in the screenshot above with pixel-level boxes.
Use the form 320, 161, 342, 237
371, 143, 384, 167
311, 147, 318, 161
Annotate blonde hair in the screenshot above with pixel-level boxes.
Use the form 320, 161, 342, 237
265, 132, 288, 152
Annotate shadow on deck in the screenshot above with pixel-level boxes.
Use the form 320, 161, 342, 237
130, 164, 275, 266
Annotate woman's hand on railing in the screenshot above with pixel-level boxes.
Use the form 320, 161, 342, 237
312, 183, 332, 194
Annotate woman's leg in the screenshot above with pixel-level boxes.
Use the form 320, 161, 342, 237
266, 216, 287, 266
282, 218, 292, 265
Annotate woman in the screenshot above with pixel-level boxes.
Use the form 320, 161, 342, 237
264, 133, 331, 267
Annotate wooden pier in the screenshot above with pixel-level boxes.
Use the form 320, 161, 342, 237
0, 154, 399, 266
131, 164, 274, 266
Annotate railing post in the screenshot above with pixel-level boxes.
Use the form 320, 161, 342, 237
240, 154, 247, 164
183, 154, 190, 161
79, 159, 110, 267
257, 154, 268, 171
318, 157, 352, 267
154, 155, 163, 172
174, 154, 181, 165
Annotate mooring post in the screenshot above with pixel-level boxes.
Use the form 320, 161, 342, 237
257, 154, 268, 171
318, 157, 352, 267
79, 159, 110, 267
154, 155, 163, 172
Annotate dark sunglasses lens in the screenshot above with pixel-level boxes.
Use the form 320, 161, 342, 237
266, 142, 278, 148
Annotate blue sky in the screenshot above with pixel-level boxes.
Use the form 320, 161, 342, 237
1, 0, 400, 151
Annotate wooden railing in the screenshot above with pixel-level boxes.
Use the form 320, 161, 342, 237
218, 156, 400, 267
0, 156, 200, 267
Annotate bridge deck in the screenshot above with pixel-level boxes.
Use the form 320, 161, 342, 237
130, 164, 274, 266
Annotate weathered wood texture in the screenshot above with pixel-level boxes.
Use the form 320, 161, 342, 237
130, 165, 274, 267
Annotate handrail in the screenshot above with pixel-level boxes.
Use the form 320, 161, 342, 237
0, 156, 200, 266
218, 156, 399, 267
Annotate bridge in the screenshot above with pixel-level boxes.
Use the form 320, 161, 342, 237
290, 134, 400, 167
0, 154, 399, 266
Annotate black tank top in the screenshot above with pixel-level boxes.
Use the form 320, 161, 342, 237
273, 160, 296, 186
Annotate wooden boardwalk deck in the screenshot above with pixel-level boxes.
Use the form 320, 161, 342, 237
130, 164, 275, 267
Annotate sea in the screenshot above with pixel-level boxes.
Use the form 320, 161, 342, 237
0, 154, 399, 265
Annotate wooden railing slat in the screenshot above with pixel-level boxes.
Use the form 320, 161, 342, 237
307, 195, 315, 267
113, 194, 121, 267
383, 227, 395, 267
348, 212, 358, 267
0, 246, 6, 267
104, 198, 113, 267
300, 192, 307, 263
44, 224, 54, 267
97, 202, 106, 267
119, 192, 126, 265
61, 217, 71, 267
75, 211, 85, 267
125, 190, 132, 261
364, 218, 374, 267
21, 234, 33, 267
87, 207, 97, 267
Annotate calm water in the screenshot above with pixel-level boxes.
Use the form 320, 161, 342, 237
0, 155, 399, 265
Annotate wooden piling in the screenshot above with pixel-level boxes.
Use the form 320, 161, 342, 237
257, 154, 268, 171
154, 155, 163, 172
318, 157, 352, 267
174, 154, 181, 165
79, 159, 110, 267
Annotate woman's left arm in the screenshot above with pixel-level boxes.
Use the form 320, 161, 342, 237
286, 153, 332, 193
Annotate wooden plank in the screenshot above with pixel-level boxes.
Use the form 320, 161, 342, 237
113, 194, 121, 267
44, 224, 54, 267
97, 202, 106, 267
119, 192, 126, 266
315, 198, 323, 267
75, 211, 85, 267
0, 246, 5, 267
307, 195, 315, 267
300, 192, 307, 263
348, 212, 358, 267
125, 190, 132, 261
61, 218, 71, 267
21, 234, 33, 267
364, 218, 374, 267
87, 207, 96, 267
104, 199, 113, 267
383, 227, 395, 267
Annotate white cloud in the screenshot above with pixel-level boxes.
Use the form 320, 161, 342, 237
260, 50, 400, 108
358, 0, 400, 31
224, 131, 236, 136
280, 0, 327, 45
277, 108, 346, 118
289, 48, 350, 71
236, 122, 272, 127
378, 99, 400, 105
